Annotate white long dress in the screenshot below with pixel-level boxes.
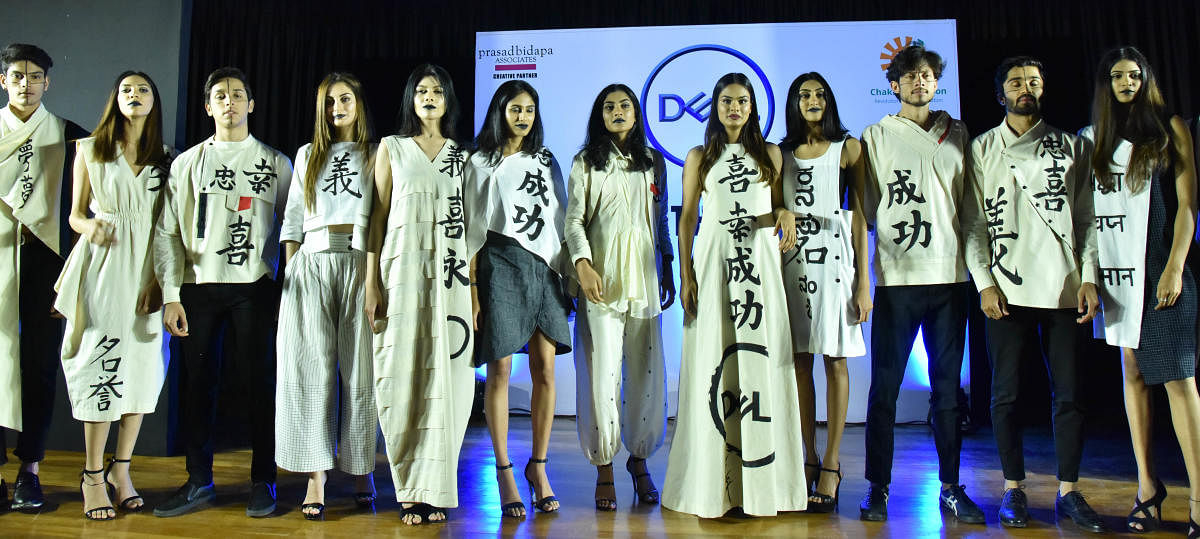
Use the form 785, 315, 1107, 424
781, 140, 866, 357
54, 138, 166, 421
374, 135, 479, 507
662, 144, 806, 517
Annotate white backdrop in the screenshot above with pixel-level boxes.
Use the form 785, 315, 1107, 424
473, 20, 970, 422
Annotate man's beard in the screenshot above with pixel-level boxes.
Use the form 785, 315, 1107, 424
1007, 94, 1040, 115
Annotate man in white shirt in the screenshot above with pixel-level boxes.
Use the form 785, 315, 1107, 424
858, 44, 984, 524
965, 56, 1104, 532
0, 43, 87, 513
152, 67, 292, 518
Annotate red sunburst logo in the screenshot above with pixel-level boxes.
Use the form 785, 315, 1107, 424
880, 36, 915, 71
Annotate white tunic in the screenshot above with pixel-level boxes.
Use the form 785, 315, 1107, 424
54, 138, 166, 421
1082, 127, 1147, 348
781, 140, 866, 357
374, 136, 480, 507
154, 135, 292, 303
862, 112, 970, 286
663, 144, 805, 517
965, 121, 1098, 308
464, 148, 566, 273
279, 142, 376, 251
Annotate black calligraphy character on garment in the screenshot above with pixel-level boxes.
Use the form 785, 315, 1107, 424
16, 140, 33, 207
892, 209, 932, 251
512, 204, 545, 240
438, 188, 465, 239
1034, 161, 1067, 212
210, 164, 236, 191
518, 169, 550, 206
718, 202, 754, 242
535, 148, 554, 167
17, 140, 32, 165
984, 187, 1022, 285
1038, 134, 1067, 160
440, 146, 465, 178
718, 154, 759, 193
886, 169, 925, 207
87, 337, 124, 412
322, 152, 361, 198
794, 166, 815, 207
725, 246, 761, 285
243, 157, 277, 194
729, 288, 764, 330
148, 167, 167, 192
443, 248, 469, 289
216, 215, 254, 265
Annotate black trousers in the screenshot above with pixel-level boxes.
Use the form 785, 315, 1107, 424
985, 305, 1084, 482
179, 278, 277, 485
1, 238, 65, 466
865, 282, 969, 486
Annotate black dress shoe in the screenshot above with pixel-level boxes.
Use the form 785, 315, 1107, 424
11, 471, 46, 512
859, 484, 888, 521
1057, 491, 1107, 533
246, 481, 277, 518
999, 487, 1029, 528
153, 481, 215, 518
939, 484, 985, 524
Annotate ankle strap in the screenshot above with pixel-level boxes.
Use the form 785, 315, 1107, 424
82, 468, 104, 476
109, 457, 132, 463
496, 462, 513, 470
529, 457, 548, 464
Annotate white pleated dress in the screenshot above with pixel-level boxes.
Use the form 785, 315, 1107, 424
54, 138, 166, 422
662, 144, 806, 517
374, 136, 479, 507
780, 140, 866, 358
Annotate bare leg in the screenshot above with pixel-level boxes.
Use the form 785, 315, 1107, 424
525, 329, 559, 511
1121, 348, 1160, 528
486, 356, 524, 517
82, 421, 115, 519
1164, 377, 1200, 524
794, 352, 820, 491
106, 413, 145, 509
816, 356, 849, 498
595, 463, 616, 510
302, 469, 326, 518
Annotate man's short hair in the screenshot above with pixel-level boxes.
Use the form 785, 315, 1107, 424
204, 66, 253, 101
994, 56, 1045, 95
1, 43, 53, 74
885, 44, 945, 83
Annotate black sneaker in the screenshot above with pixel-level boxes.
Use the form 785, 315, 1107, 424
11, 471, 45, 513
940, 484, 985, 524
999, 487, 1029, 528
1056, 491, 1107, 533
246, 481, 277, 518
859, 484, 888, 521
153, 481, 215, 517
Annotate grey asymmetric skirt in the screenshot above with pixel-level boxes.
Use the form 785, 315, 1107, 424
474, 232, 572, 366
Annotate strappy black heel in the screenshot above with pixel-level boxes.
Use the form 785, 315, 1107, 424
1127, 477, 1166, 533
354, 474, 376, 508
81, 468, 115, 521
495, 462, 526, 517
301, 474, 328, 521
807, 465, 842, 513
400, 502, 446, 525
626, 456, 659, 505
804, 460, 820, 496
524, 458, 560, 513
103, 457, 143, 512
595, 463, 616, 511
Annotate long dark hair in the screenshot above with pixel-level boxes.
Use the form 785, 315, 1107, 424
91, 71, 167, 169
474, 79, 543, 165
396, 63, 459, 140
778, 72, 848, 153
303, 72, 373, 211
1090, 46, 1172, 193
698, 73, 777, 185
580, 83, 653, 172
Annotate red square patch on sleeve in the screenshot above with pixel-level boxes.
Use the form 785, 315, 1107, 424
238, 196, 252, 211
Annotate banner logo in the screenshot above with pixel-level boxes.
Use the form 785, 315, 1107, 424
879, 36, 915, 71
641, 44, 775, 166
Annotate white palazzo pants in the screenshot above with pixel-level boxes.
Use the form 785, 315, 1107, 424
574, 299, 667, 466
275, 247, 377, 475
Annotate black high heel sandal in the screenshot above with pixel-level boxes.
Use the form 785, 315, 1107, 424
400, 502, 446, 525
804, 460, 820, 497
301, 474, 328, 521
625, 456, 659, 505
524, 458, 560, 513
1127, 477, 1166, 533
495, 462, 526, 517
595, 463, 616, 512
354, 474, 376, 508
103, 457, 144, 512
80, 468, 115, 521
807, 465, 842, 513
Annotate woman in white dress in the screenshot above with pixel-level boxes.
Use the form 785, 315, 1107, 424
777, 72, 872, 513
466, 80, 571, 517
663, 72, 802, 518
55, 71, 169, 520
364, 64, 478, 525
566, 83, 674, 511
276, 72, 377, 520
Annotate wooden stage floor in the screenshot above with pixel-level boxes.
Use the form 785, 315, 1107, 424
1, 418, 1193, 537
